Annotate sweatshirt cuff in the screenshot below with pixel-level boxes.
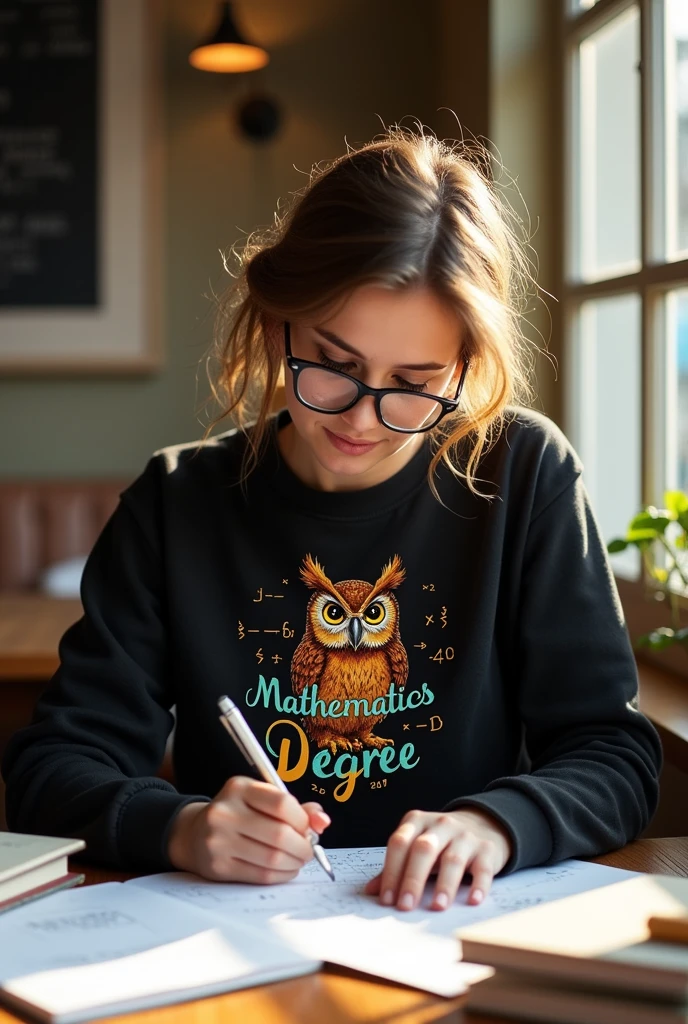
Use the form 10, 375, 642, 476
441, 787, 553, 874
117, 784, 211, 872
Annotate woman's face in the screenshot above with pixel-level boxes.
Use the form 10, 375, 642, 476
279, 284, 465, 492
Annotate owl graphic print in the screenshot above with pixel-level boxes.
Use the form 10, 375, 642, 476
242, 552, 438, 808
292, 554, 409, 753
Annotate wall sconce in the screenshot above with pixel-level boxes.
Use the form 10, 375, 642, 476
189, 1, 281, 143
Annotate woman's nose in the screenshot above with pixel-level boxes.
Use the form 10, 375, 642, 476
338, 394, 379, 435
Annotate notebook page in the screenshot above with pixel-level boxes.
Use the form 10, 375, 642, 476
0, 882, 318, 987
2, 928, 317, 1024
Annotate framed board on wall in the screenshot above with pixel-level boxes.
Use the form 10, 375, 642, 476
0, 0, 163, 374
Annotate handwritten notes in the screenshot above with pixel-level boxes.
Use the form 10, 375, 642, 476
125, 849, 638, 996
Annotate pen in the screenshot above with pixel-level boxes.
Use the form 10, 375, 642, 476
217, 695, 335, 881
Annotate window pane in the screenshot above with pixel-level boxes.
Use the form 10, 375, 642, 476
666, 0, 688, 256
665, 288, 688, 494
680, 291, 688, 494
571, 294, 642, 579
577, 8, 641, 279
659, 289, 688, 596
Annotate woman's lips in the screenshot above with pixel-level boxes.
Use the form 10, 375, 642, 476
324, 427, 380, 455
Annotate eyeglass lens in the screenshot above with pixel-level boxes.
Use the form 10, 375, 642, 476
296, 366, 443, 430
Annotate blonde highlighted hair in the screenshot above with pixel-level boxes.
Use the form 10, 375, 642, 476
202, 124, 541, 500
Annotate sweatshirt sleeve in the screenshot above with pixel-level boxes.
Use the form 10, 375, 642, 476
444, 470, 662, 873
1, 461, 210, 871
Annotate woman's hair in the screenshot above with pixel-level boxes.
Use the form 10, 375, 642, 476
202, 124, 541, 500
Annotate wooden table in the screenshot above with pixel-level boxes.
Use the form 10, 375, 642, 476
0, 838, 685, 1024
0, 595, 83, 828
0, 594, 81, 679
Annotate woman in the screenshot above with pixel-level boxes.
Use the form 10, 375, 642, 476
2, 128, 661, 914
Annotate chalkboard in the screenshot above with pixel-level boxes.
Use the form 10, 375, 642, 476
0, 0, 99, 307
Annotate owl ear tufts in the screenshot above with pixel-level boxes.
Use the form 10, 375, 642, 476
300, 553, 338, 594
366, 555, 406, 602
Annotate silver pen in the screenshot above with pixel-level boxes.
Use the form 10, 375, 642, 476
217, 695, 335, 881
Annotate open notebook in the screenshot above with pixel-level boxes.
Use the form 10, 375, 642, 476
0, 882, 320, 1024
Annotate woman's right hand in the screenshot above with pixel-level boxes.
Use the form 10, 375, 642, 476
167, 775, 331, 884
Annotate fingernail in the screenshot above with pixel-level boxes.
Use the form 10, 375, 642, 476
320, 813, 331, 825
399, 892, 414, 911
471, 889, 483, 904
382, 890, 394, 906
434, 892, 448, 910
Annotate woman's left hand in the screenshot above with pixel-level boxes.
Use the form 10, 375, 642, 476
363, 807, 513, 912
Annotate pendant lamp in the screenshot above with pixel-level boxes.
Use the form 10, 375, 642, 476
189, 2, 280, 141
189, 1, 269, 73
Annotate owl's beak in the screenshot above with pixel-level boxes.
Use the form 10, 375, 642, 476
348, 617, 363, 650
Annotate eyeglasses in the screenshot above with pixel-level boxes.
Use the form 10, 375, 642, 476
283, 321, 469, 434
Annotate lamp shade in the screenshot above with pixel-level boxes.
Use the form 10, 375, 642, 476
189, 2, 269, 73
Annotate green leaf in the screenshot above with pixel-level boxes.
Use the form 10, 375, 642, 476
636, 627, 678, 651
607, 539, 629, 553
626, 528, 660, 543
679, 512, 688, 532
628, 511, 672, 535
665, 491, 688, 517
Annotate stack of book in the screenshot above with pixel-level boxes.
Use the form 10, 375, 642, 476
0, 833, 85, 914
459, 873, 688, 1024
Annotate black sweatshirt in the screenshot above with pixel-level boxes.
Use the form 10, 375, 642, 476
2, 407, 661, 874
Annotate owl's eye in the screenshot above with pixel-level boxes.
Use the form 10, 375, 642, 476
322, 602, 345, 625
363, 602, 386, 625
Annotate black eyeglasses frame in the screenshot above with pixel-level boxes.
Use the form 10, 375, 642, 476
283, 321, 469, 435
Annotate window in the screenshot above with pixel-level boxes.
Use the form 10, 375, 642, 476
563, 0, 688, 603
665, 0, 688, 258
577, 7, 641, 281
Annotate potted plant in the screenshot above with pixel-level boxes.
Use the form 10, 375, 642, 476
607, 491, 688, 658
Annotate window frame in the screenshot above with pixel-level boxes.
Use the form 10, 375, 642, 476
561, 0, 688, 677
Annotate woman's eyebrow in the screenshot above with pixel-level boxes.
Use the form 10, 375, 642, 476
313, 327, 447, 372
